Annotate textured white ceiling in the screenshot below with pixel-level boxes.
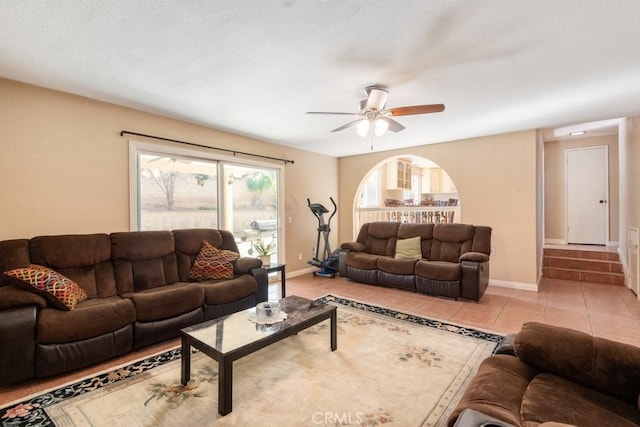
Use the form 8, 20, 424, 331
1, 1, 639, 156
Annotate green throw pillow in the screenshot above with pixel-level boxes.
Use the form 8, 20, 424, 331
394, 236, 422, 259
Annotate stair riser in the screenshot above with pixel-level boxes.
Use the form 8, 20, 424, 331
543, 249, 619, 261
542, 267, 625, 286
542, 248, 624, 286
542, 257, 623, 273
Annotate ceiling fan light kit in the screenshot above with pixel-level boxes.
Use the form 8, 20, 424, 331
307, 85, 445, 139
356, 120, 370, 137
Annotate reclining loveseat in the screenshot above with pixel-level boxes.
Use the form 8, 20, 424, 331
339, 222, 491, 300
0, 228, 268, 386
448, 322, 640, 427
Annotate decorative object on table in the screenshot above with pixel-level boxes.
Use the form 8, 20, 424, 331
256, 301, 280, 321
251, 239, 274, 266
250, 301, 287, 324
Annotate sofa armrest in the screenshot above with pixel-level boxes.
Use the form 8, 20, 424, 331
460, 260, 490, 301
234, 256, 262, 275
338, 249, 350, 277
0, 305, 37, 385
340, 241, 365, 252
249, 266, 269, 304
460, 251, 490, 263
0, 285, 47, 309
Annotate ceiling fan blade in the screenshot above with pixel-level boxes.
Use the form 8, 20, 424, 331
330, 119, 362, 132
377, 116, 405, 133
306, 111, 356, 116
388, 104, 445, 116
365, 87, 389, 110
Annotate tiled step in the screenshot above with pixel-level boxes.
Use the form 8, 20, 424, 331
542, 248, 624, 286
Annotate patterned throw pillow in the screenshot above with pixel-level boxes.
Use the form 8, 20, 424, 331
3, 264, 87, 310
188, 240, 240, 281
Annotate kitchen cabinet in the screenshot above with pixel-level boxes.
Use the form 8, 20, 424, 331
386, 159, 412, 189
424, 168, 456, 193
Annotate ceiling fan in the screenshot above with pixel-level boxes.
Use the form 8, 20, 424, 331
306, 85, 445, 137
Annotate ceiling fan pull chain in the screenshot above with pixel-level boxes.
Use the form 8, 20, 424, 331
370, 133, 374, 151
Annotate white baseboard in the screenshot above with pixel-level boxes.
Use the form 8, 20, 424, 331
544, 238, 567, 245
489, 279, 538, 292
286, 266, 317, 279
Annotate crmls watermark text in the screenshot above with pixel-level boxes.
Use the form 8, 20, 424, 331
312, 412, 364, 425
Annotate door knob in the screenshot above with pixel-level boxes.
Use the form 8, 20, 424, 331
599, 200, 607, 203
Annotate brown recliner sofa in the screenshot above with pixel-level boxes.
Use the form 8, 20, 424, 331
448, 322, 640, 427
338, 222, 491, 300
0, 228, 268, 386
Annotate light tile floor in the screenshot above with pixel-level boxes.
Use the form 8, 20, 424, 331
282, 274, 640, 346
2, 275, 639, 406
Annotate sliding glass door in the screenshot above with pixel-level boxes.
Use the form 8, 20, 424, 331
137, 154, 219, 231
131, 141, 282, 263
221, 164, 279, 259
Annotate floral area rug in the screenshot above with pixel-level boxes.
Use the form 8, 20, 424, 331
0, 295, 502, 427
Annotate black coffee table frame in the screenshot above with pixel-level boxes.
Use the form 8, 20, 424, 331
181, 295, 337, 415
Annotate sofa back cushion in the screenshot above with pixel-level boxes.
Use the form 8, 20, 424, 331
515, 321, 640, 403
430, 224, 475, 262
398, 223, 434, 259
357, 222, 400, 256
173, 229, 240, 281
29, 234, 115, 299
0, 239, 30, 286
111, 231, 179, 294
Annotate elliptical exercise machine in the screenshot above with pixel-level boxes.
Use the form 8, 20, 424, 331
307, 197, 339, 278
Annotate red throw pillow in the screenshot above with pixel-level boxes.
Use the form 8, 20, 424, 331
3, 264, 87, 310
188, 240, 240, 281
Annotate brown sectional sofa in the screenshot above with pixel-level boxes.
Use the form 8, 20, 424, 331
0, 228, 268, 386
449, 322, 640, 427
338, 222, 491, 300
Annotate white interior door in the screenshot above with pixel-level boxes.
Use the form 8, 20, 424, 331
566, 146, 608, 245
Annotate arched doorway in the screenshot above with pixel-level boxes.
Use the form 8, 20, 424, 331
353, 155, 460, 233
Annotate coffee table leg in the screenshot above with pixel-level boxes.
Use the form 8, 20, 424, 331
330, 309, 337, 351
281, 270, 286, 298
218, 356, 233, 415
181, 336, 190, 385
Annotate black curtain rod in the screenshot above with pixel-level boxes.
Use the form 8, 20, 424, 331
120, 130, 294, 165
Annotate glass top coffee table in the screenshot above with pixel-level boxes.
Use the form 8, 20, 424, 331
180, 295, 337, 415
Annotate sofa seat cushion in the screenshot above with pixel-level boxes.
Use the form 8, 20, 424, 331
37, 297, 136, 344
377, 257, 418, 275
199, 275, 257, 305
345, 252, 382, 270
521, 373, 640, 427
415, 260, 461, 281
125, 283, 204, 322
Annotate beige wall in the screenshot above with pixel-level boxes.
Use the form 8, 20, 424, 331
544, 134, 620, 244
338, 130, 539, 287
0, 78, 338, 272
